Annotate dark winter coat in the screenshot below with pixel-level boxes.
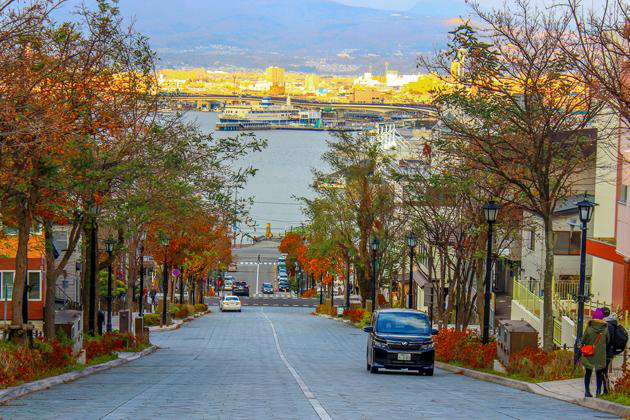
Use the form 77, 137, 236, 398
582, 319, 609, 370
604, 316, 618, 360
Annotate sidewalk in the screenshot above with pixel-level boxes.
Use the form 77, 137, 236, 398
436, 362, 630, 417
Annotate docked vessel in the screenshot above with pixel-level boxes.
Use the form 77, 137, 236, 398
216, 97, 322, 131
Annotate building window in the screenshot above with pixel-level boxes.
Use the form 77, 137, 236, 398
28, 272, 41, 301
620, 185, 628, 205
1, 272, 14, 299
528, 228, 536, 251
553, 231, 582, 255
53, 230, 68, 252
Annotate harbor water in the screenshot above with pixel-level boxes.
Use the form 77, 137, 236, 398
186, 111, 331, 241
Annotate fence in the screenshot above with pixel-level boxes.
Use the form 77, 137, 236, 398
553, 317, 562, 347
513, 278, 542, 318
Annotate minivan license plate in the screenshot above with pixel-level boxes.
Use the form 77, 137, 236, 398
398, 353, 411, 361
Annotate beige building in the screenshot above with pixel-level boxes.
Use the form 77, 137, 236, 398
264, 66, 285, 86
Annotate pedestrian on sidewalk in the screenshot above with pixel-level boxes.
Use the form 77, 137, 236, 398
601, 307, 628, 393
581, 308, 609, 397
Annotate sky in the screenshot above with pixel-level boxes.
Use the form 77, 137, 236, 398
333, 0, 605, 11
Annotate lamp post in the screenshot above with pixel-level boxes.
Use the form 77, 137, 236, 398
371, 237, 380, 312
139, 231, 147, 317
105, 238, 115, 332
482, 201, 500, 344
161, 236, 170, 326
406, 232, 417, 309
319, 275, 323, 305
88, 205, 98, 336
345, 255, 351, 309
575, 197, 595, 363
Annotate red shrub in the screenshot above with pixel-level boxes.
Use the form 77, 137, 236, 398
0, 339, 74, 388
302, 289, 316, 298
613, 369, 630, 395
434, 328, 496, 369
342, 308, 368, 323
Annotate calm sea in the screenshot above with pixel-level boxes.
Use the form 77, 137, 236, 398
185, 111, 331, 241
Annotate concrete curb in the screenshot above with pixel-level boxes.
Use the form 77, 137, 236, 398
0, 345, 158, 406
435, 362, 630, 418
148, 309, 212, 332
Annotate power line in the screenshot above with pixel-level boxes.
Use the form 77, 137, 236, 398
253, 201, 302, 206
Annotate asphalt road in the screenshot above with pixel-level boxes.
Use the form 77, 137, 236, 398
0, 306, 611, 420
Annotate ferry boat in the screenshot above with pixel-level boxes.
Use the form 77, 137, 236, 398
216, 97, 322, 131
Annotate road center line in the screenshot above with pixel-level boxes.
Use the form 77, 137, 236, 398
261, 309, 332, 420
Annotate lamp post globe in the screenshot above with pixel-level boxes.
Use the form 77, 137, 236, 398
406, 232, 417, 248
577, 198, 595, 224
483, 201, 500, 224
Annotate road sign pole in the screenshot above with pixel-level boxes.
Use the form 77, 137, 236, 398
256, 263, 260, 296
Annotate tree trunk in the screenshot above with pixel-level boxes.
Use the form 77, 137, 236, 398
81, 221, 95, 335
43, 222, 56, 339
542, 216, 555, 352
126, 237, 137, 309
11, 201, 31, 333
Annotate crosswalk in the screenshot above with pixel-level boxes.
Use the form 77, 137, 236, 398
250, 293, 301, 299
238, 261, 277, 265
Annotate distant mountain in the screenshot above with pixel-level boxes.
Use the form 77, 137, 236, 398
67, 0, 452, 54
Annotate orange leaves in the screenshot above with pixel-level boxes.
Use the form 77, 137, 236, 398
146, 212, 233, 278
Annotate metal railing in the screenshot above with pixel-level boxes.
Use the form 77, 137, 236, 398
553, 317, 562, 347
513, 278, 542, 318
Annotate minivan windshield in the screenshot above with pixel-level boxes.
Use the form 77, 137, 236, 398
375, 312, 430, 335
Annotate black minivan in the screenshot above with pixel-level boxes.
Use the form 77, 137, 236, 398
364, 309, 437, 375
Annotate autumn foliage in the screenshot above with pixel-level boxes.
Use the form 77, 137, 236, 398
434, 329, 496, 369
0, 339, 73, 387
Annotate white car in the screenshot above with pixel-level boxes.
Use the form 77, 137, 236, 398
219, 296, 241, 312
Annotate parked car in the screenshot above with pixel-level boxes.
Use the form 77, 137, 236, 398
223, 279, 233, 291
262, 282, 274, 294
232, 281, 250, 297
219, 295, 241, 312
278, 281, 290, 292
364, 309, 437, 375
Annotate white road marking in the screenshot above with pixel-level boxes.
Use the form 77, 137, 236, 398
261, 310, 332, 420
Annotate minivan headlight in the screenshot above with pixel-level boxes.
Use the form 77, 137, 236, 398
421, 342, 434, 351
373, 338, 388, 349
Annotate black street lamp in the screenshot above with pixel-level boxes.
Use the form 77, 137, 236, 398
371, 237, 380, 312
406, 232, 417, 309
161, 236, 170, 326
482, 201, 500, 344
105, 238, 115, 332
345, 255, 351, 309
330, 273, 334, 307
319, 275, 324, 305
575, 197, 595, 364
139, 231, 147, 317
88, 204, 99, 336
180, 274, 184, 305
